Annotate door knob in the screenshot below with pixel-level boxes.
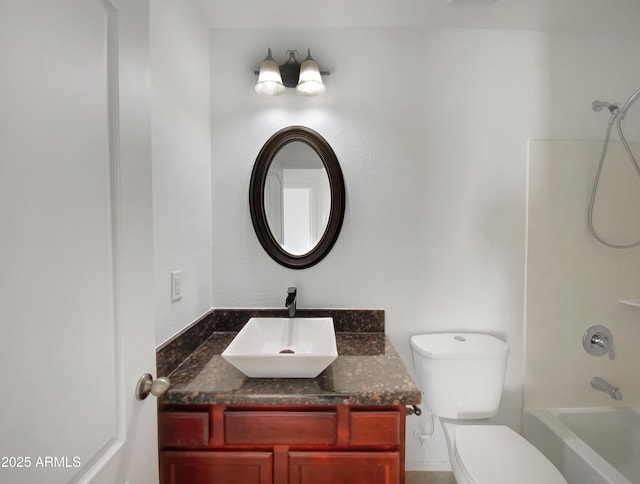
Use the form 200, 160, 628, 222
135, 373, 170, 400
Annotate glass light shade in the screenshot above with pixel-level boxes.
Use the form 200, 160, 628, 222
296, 50, 326, 96
255, 49, 285, 96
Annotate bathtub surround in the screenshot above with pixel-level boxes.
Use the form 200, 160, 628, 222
526, 141, 640, 408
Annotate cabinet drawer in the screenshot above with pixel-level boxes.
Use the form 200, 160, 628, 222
161, 451, 272, 484
225, 411, 337, 445
289, 451, 400, 484
349, 411, 400, 446
159, 412, 209, 447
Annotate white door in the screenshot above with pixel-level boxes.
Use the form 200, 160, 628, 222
0, 1, 158, 483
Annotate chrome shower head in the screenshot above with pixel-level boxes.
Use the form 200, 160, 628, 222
592, 100, 619, 114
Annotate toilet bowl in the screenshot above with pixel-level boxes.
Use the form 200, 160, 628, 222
442, 421, 566, 484
411, 333, 567, 484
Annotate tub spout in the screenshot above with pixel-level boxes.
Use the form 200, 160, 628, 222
591, 377, 623, 400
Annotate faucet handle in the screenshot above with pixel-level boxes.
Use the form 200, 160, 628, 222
583, 325, 615, 360
287, 287, 297, 296
591, 334, 615, 360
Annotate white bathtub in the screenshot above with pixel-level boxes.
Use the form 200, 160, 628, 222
523, 407, 640, 484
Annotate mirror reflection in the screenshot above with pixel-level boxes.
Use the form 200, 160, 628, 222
265, 142, 331, 255
249, 125, 345, 269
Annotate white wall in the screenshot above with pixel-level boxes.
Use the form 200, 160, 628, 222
151, 0, 213, 346
210, 27, 544, 469
207, 24, 640, 469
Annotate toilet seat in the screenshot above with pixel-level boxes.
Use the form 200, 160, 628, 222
453, 425, 567, 484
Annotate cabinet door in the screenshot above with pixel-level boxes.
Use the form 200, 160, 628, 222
161, 451, 272, 484
289, 452, 400, 484
159, 412, 210, 447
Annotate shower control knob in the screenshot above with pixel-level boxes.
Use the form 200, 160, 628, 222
135, 373, 170, 400
582, 325, 615, 360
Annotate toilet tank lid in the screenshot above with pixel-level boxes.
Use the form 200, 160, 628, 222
411, 333, 509, 359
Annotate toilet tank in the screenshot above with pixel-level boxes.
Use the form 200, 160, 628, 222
410, 333, 509, 419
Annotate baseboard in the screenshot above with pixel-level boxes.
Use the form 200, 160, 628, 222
405, 460, 452, 472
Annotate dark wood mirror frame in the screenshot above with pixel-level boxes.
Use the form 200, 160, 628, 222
249, 126, 345, 269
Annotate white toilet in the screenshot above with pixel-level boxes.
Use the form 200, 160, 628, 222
410, 333, 567, 484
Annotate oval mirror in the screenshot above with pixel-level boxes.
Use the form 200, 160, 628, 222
249, 126, 345, 269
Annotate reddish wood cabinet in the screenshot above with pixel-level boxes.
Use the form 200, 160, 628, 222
289, 451, 399, 484
159, 405, 406, 484
162, 451, 272, 484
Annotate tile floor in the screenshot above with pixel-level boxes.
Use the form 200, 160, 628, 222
406, 471, 457, 484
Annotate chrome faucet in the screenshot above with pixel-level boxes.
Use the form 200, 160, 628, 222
591, 377, 623, 401
286, 287, 297, 318
591, 333, 615, 360
583, 325, 615, 360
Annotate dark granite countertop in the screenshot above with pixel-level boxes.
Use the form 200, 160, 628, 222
158, 309, 421, 407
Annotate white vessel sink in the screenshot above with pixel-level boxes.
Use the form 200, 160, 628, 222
221, 317, 337, 378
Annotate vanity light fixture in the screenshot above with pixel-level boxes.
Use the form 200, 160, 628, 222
254, 48, 328, 97
254, 49, 285, 96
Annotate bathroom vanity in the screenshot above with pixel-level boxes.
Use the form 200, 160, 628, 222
156, 309, 421, 484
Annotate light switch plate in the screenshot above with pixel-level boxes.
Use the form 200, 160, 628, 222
171, 270, 183, 302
